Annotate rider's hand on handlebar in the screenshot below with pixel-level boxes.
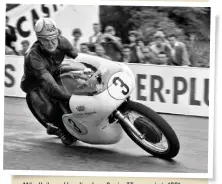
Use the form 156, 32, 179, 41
83, 68, 93, 74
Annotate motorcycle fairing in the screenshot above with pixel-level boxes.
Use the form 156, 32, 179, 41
61, 54, 136, 144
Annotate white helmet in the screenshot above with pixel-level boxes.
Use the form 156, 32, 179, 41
34, 18, 59, 38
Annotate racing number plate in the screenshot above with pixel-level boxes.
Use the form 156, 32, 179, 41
108, 72, 133, 100
63, 115, 88, 136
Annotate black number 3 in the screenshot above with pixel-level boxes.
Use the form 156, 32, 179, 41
68, 119, 81, 133
113, 77, 130, 95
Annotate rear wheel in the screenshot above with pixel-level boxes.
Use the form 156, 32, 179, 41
118, 100, 180, 159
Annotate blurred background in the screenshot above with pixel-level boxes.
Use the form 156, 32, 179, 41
5, 4, 210, 67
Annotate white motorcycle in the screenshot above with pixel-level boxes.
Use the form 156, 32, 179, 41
54, 53, 180, 159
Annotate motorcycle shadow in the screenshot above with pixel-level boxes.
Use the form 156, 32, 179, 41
43, 137, 180, 167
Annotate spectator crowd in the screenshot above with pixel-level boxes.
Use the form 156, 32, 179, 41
5, 17, 209, 67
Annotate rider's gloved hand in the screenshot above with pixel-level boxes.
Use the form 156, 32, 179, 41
83, 68, 93, 74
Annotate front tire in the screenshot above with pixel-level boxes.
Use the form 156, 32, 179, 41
119, 100, 180, 159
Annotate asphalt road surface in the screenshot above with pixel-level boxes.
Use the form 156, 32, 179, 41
4, 97, 208, 173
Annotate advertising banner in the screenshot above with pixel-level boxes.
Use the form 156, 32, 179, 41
4, 56, 209, 117
128, 64, 209, 117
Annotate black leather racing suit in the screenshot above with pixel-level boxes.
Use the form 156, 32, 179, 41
20, 36, 78, 128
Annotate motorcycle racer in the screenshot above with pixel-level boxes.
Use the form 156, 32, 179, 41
20, 18, 78, 146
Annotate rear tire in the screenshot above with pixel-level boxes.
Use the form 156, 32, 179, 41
119, 100, 180, 159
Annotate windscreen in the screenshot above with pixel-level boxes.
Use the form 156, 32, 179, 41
59, 59, 119, 96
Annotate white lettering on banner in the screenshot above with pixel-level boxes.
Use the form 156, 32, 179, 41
4, 56, 209, 117
128, 64, 209, 117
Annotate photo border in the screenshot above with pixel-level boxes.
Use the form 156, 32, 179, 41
2, 0, 215, 179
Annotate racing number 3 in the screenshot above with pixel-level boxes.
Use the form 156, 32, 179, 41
68, 119, 82, 133
113, 77, 129, 95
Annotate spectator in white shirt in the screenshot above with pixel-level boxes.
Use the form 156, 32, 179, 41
71, 28, 87, 52
89, 23, 103, 46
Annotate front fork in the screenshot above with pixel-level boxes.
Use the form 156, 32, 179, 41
114, 110, 145, 139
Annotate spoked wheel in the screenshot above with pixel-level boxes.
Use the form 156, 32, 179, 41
118, 101, 180, 159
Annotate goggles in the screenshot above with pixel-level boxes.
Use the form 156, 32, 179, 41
39, 36, 58, 46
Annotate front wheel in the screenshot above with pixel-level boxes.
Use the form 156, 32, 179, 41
118, 100, 180, 159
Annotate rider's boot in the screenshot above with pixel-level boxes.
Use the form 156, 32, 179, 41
46, 123, 75, 146
56, 128, 75, 146
46, 123, 59, 136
